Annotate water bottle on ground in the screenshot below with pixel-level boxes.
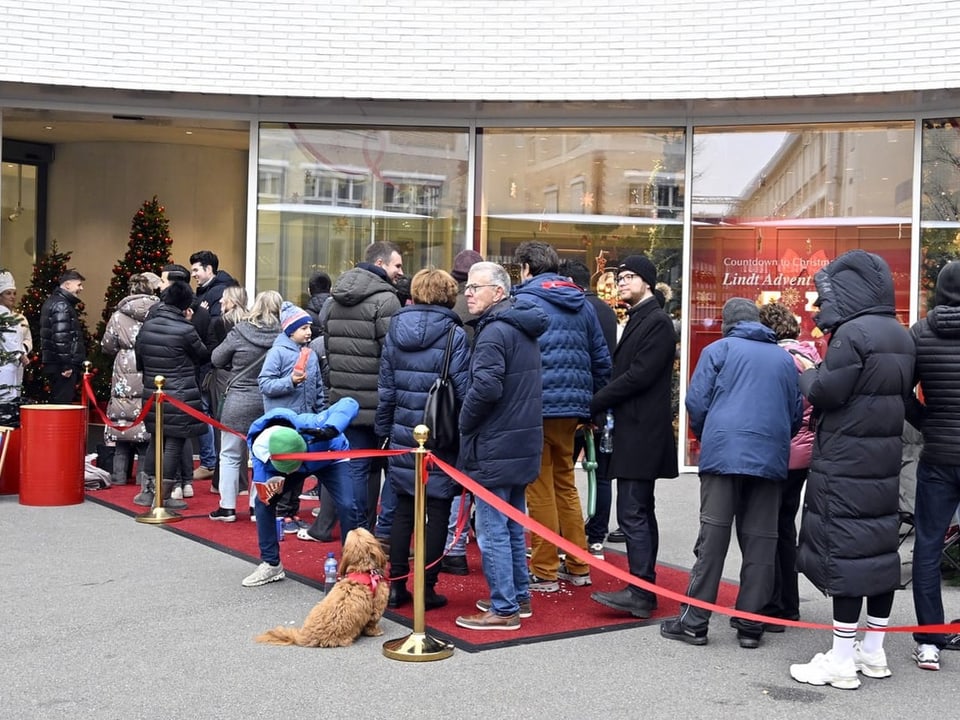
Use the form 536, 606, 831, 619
600, 410, 614, 454
323, 552, 338, 593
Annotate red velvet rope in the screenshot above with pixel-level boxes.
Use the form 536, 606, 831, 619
426, 453, 960, 635
79, 370, 960, 634
82, 374, 156, 433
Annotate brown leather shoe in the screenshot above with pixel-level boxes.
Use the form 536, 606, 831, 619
192, 466, 215, 480
455, 610, 520, 631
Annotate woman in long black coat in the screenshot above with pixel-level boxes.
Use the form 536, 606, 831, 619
790, 250, 915, 690
135, 281, 210, 508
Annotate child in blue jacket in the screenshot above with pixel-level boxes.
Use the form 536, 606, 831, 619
241, 398, 360, 587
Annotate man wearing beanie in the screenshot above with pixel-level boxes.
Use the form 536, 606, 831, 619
662, 296, 802, 650
588, 254, 677, 617
440, 248, 484, 576
325, 241, 403, 533
451, 249, 483, 342
903, 261, 960, 672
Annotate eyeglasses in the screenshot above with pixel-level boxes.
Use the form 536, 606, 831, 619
464, 283, 498, 294
616, 272, 639, 284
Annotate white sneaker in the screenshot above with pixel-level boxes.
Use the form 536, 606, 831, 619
589, 542, 605, 558
241, 562, 285, 587
853, 640, 891, 678
170, 485, 184, 500
789, 650, 861, 689
182, 483, 194, 498
913, 644, 940, 671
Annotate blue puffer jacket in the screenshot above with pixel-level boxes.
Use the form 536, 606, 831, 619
375, 305, 471, 499
686, 321, 803, 481
514, 273, 611, 418
258, 333, 325, 414
247, 400, 359, 483
458, 297, 548, 489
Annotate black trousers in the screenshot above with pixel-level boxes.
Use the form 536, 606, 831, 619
760, 467, 808, 620
389, 491, 452, 590
617, 477, 659, 603
47, 368, 80, 404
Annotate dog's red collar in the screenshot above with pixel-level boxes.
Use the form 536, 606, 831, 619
346, 569, 383, 594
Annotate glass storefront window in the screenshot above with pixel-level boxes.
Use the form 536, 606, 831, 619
256, 124, 469, 303
478, 128, 686, 306
920, 118, 960, 311
687, 122, 914, 465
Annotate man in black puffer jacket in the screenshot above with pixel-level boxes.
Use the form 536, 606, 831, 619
907, 260, 960, 671
790, 250, 915, 690
39, 269, 86, 403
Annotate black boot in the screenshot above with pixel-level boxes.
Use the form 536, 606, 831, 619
388, 582, 411, 608
424, 586, 448, 610
111, 443, 131, 486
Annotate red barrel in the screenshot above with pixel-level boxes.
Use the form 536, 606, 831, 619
0, 427, 21, 495
19, 404, 88, 506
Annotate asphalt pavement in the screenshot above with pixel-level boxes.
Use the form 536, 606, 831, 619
1, 470, 957, 719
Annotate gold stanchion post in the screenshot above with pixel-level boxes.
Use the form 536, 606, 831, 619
136, 375, 182, 525
383, 424, 454, 661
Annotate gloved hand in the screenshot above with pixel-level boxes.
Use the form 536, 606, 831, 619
304, 425, 340, 441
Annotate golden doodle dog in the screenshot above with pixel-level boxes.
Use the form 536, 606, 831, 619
255, 528, 389, 648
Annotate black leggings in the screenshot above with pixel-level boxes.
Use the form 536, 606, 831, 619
833, 592, 895, 624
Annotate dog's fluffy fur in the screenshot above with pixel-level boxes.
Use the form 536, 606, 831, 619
255, 528, 390, 648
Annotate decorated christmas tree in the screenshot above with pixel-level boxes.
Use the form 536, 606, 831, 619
97, 196, 173, 333
86, 196, 174, 400
19, 241, 95, 403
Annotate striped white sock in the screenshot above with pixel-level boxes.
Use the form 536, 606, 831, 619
832, 620, 857, 663
861, 614, 889, 655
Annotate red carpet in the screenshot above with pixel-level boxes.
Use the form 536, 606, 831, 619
86, 481, 739, 652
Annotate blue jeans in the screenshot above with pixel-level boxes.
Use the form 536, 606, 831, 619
912, 461, 960, 647
197, 392, 217, 469
255, 463, 358, 564
345, 425, 377, 530
445, 492, 472, 556
474, 485, 530, 617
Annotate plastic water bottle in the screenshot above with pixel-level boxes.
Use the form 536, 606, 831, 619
599, 410, 614, 454
323, 552, 338, 593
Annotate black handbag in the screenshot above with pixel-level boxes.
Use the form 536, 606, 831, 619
422, 326, 459, 451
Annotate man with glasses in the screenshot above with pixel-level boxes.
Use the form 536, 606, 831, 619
454, 262, 548, 630
589, 255, 678, 618
513, 241, 611, 593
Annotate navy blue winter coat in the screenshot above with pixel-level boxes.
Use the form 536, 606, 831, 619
514, 273, 611, 418
686, 321, 803, 481
375, 305, 471, 499
797, 250, 915, 598
458, 297, 548, 489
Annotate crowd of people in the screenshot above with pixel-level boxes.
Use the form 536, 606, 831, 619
2, 241, 959, 683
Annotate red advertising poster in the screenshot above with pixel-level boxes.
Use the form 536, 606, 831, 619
685, 220, 912, 465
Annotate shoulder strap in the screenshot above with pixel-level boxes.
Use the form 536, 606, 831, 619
440, 326, 456, 381
224, 348, 271, 392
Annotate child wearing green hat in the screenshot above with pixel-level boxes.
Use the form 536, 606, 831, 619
241, 399, 360, 588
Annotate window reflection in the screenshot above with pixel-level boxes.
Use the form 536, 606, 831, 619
687, 122, 914, 465
256, 124, 468, 303
920, 118, 960, 311
479, 127, 685, 302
